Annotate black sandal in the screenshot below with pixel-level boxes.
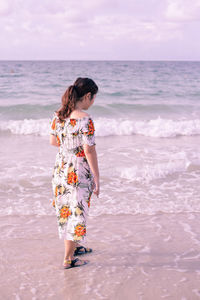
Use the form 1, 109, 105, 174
74, 246, 93, 256
63, 257, 88, 269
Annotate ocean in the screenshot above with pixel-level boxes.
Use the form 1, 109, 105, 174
1, 61, 200, 299
1, 60, 200, 216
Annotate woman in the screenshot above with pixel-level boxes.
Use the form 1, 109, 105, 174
50, 77, 99, 269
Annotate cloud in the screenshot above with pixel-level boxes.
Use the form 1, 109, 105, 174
165, 0, 200, 22
0, 0, 14, 16
0, 0, 199, 59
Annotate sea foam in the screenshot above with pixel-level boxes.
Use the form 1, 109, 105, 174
1, 117, 200, 138
119, 159, 192, 183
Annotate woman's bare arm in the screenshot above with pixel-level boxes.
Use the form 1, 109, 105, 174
50, 135, 60, 147
83, 144, 100, 196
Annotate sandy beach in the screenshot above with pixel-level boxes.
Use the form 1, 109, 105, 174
1, 212, 200, 300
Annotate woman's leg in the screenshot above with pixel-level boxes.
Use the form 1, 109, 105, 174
64, 240, 76, 260
63, 240, 88, 267
64, 240, 88, 259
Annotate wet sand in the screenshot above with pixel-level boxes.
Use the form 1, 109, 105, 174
0, 212, 200, 300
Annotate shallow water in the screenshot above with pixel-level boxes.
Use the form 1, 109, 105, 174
1, 134, 200, 220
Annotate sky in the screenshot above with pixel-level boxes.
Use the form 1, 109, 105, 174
0, 0, 200, 60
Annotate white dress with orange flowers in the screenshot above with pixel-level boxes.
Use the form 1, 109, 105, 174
50, 114, 95, 244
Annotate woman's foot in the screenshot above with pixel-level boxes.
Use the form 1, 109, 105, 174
74, 246, 93, 255
63, 257, 89, 269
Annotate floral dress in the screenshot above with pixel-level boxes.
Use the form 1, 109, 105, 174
50, 114, 95, 245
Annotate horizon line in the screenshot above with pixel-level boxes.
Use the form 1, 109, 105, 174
0, 59, 200, 62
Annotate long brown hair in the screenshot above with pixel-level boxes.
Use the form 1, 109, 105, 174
56, 77, 98, 121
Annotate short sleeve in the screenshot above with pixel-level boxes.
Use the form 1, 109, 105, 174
81, 117, 96, 146
50, 114, 57, 136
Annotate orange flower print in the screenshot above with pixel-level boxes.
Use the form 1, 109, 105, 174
76, 150, 85, 157
87, 192, 92, 208
83, 119, 95, 136
54, 185, 66, 197
70, 119, 76, 127
75, 147, 86, 157
60, 205, 72, 219
52, 199, 55, 207
67, 170, 78, 185
67, 163, 78, 185
51, 118, 56, 130
88, 119, 95, 135
74, 224, 86, 238
55, 186, 58, 197
56, 135, 61, 146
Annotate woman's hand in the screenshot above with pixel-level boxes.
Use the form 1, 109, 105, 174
84, 144, 100, 198
93, 176, 100, 197
50, 134, 60, 147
